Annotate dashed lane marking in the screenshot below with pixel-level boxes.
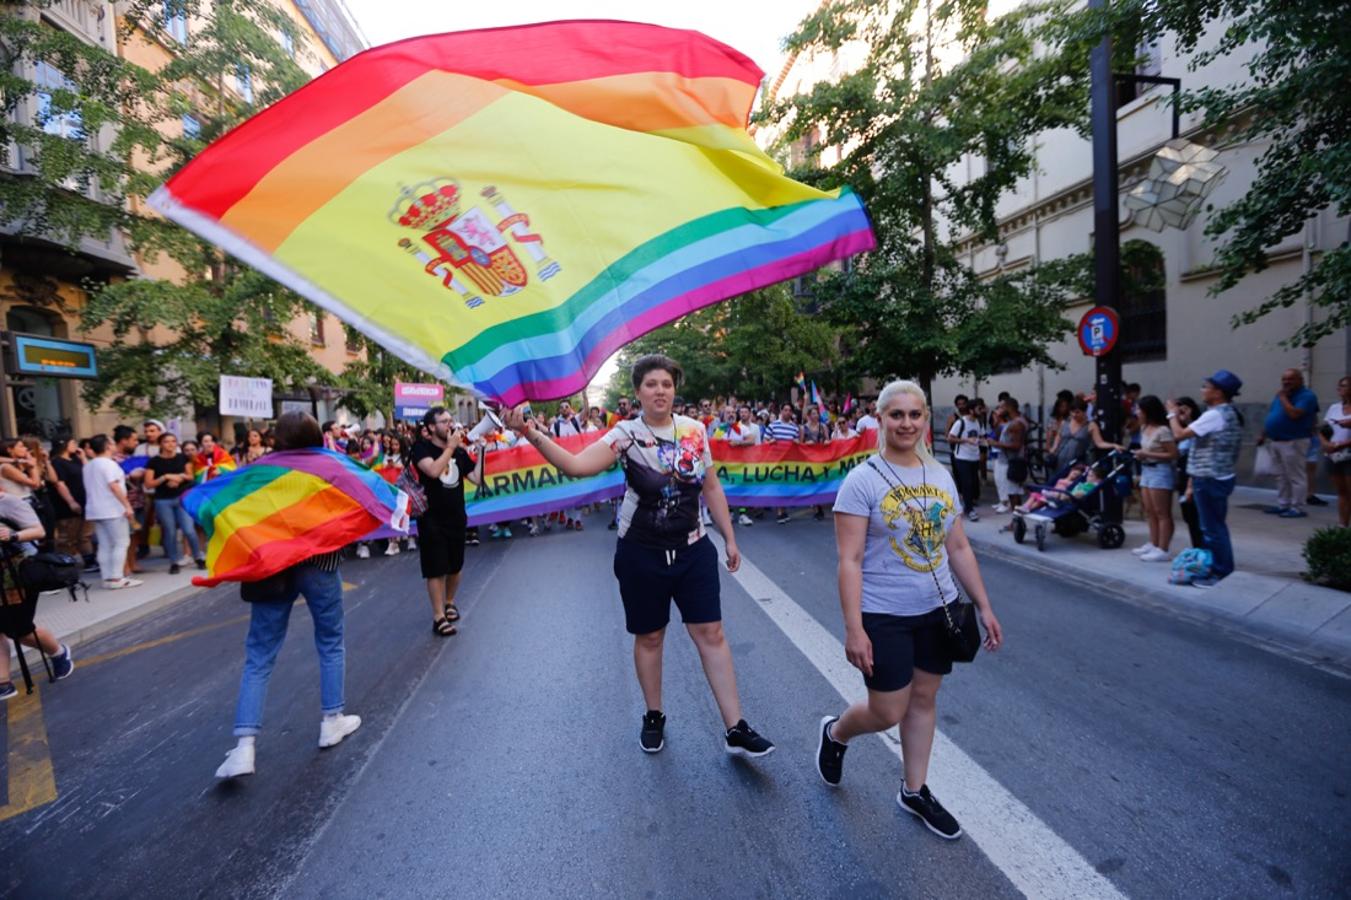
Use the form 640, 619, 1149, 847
713, 534, 1127, 900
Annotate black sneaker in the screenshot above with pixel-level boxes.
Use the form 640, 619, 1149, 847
724, 719, 775, 758
775, 514, 790, 525
51, 644, 75, 682
169, 563, 181, 575
0, 681, 16, 701
816, 716, 847, 787
640, 710, 666, 753
607, 521, 618, 530
1308, 494, 1329, 506
897, 783, 962, 839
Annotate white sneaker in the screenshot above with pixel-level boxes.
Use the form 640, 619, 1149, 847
319, 713, 362, 748
104, 577, 143, 590
738, 513, 754, 527
1131, 543, 1157, 556
215, 744, 255, 779
1140, 547, 1172, 562
965, 511, 980, 522
406, 538, 417, 551
355, 544, 370, 559
992, 503, 1010, 514
384, 542, 400, 556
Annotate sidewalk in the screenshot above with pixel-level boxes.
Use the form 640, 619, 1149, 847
962, 480, 1351, 671
8, 549, 203, 666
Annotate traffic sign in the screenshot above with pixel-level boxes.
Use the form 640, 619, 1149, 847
1077, 306, 1120, 357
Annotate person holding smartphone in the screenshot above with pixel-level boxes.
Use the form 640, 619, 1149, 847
411, 408, 483, 635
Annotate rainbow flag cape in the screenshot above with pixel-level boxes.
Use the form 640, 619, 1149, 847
194, 447, 238, 483
147, 21, 874, 405
182, 448, 409, 586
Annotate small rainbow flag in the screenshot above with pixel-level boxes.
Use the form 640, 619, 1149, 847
148, 21, 874, 404
183, 448, 409, 586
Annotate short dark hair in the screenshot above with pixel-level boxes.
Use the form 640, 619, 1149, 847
631, 354, 683, 391
1003, 396, 1019, 411
422, 406, 450, 427
89, 434, 111, 455
1071, 399, 1089, 414
158, 432, 177, 445
322, 420, 335, 433
955, 394, 969, 404
273, 411, 324, 451
1125, 382, 1142, 394
112, 425, 137, 443
197, 431, 216, 443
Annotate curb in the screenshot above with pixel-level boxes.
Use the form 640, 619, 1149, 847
968, 533, 1351, 678
16, 582, 205, 668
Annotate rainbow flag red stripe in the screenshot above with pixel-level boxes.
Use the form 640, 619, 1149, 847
149, 21, 874, 403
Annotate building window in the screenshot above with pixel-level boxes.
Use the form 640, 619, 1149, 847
181, 113, 200, 139
34, 61, 84, 140
1119, 240, 1166, 362
163, 0, 188, 43
345, 328, 361, 354
235, 64, 253, 104
309, 312, 325, 345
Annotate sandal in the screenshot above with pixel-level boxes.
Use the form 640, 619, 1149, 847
432, 617, 457, 637
444, 603, 460, 623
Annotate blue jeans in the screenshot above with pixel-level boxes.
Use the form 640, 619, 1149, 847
233, 565, 345, 736
1192, 476, 1235, 579
154, 497, 202, 562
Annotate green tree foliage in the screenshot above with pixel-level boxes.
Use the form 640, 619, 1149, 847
2, 1, 337, 418
1122, 0, 1350, 346
606, 285, 839, 405
764, 0, 1108, 395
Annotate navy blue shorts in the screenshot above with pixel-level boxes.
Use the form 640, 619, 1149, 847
613, 536, 721, 635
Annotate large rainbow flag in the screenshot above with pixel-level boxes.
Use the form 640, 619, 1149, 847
148, 21, 874, 404
182, 448, 409, 586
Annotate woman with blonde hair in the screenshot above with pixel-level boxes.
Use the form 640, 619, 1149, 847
817, 379, 1003, 840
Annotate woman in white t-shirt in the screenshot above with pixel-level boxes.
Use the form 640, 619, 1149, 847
81, 434, 141, 589
503, 354, 775, 760
1320, 375, 1351, 527
816, 379, 1002, 840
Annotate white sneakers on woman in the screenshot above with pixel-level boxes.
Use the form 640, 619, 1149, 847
1139, 548, 1172, 562
1131, 543, 1157, 556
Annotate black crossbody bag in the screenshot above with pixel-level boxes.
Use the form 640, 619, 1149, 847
866, 459, 982, 663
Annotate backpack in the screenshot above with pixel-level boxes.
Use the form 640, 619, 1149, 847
19, 551, 88, 603
1169, 548, 1213, 585
395, 462, 428, 518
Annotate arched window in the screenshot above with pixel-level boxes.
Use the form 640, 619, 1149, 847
1119, 240, 1166, 362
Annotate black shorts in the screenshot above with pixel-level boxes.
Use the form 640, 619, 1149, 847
1332, 458, 1351, 477
416, 514, 465, 579
861, 609, 954, 692
613, 536, 721, 635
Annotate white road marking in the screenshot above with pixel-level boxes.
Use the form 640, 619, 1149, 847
715, 535, 1126, 900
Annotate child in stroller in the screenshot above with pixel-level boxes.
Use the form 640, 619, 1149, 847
1015, 463, 1101, 514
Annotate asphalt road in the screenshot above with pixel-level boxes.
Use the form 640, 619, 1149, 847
1, 509, 1348, 899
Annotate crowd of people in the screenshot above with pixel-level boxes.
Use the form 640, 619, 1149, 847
3, 359, 1342, 837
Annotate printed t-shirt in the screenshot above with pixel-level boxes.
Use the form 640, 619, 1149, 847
833, 456, 960, 616
602, 415, 712, 549
410, 439, 474, 525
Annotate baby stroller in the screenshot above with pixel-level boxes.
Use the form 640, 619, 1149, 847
1011, 450, 1130, 552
